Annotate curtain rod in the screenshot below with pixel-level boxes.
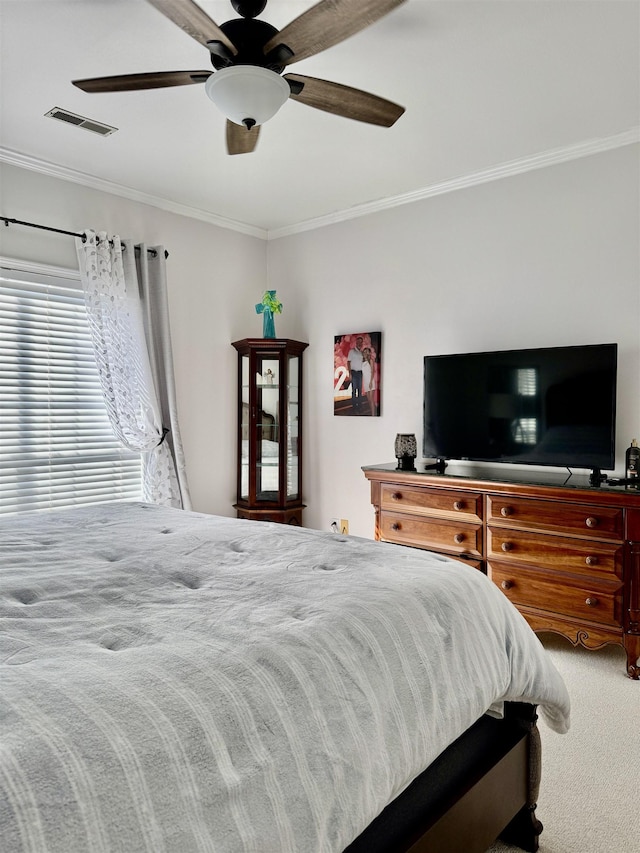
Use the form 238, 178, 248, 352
1, 217, 169, 259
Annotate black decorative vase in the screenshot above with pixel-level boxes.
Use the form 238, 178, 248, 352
395, 433, 417, 471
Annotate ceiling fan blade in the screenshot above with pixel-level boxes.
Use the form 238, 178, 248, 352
284, 74, 404, 127
263, 0, 406, 65
226, 121, 261, 155
145, 0, 237, 54
72, 71, 212, 93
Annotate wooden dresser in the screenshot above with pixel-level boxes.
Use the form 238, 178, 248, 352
363, 464, 640, 679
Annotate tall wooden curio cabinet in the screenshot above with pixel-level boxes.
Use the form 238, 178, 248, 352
232, 338, 308, 525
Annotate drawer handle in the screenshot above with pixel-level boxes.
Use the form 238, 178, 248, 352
585, 597, 599, 607
501, 541, 514, 552
501, 580, 514, 590
391, 522, 401, 531
453, 500, 465, 511
391, 492, 402, 501
585, 516, 599, 528
454, 533, 465, 544
500, 506, 514, 517
585, 555, 599, 566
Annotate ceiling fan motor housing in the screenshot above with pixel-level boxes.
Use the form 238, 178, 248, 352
210, 19, 289, 73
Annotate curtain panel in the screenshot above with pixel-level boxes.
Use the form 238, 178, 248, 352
76, 230, 190, 509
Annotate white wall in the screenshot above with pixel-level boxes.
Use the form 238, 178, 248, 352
267, 145, 640, 537
2, 147, 638, 534
0, 161, 269, 516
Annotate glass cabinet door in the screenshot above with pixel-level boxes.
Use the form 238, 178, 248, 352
287, 354, 299, 499
256, 356, 279, 502
240, 354, 250, 501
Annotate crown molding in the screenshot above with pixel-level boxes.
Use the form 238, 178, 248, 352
267, 128, 640, 240
0, 147, 268, 241
2, 128, 637, 243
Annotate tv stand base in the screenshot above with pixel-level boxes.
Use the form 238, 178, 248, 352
589, 467, 608, 487
424, 457, 448, 475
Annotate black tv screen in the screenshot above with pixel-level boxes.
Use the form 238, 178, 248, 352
423, 343, 617, 471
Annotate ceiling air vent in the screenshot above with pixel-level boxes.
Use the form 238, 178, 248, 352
45, 107, 118, 136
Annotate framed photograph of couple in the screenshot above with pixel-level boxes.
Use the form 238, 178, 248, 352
334, 331, 381, 417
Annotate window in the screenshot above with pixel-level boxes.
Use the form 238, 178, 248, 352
0, 263, 142, 514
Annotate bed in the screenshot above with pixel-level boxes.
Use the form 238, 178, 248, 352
0, 502, 570, 853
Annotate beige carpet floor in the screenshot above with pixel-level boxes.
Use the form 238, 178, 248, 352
487, 633, 639, 853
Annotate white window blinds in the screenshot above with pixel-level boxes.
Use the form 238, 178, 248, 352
0, 264, 142, 514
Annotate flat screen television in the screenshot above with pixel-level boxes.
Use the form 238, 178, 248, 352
423, 343, 617, 472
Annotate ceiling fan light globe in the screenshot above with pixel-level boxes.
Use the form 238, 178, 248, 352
204, 66, 289, 127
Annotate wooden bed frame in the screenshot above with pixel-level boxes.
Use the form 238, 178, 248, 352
346, 702, 542, 853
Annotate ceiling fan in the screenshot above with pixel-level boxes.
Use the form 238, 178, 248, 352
72, 0, 406, 155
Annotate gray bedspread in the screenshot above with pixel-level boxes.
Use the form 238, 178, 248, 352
0, 503, 570, 853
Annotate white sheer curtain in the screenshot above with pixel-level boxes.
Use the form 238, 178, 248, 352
76, 230, 190, 509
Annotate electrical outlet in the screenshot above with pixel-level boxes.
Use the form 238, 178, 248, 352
340, 519, 349, 535
330, 518, 339, 532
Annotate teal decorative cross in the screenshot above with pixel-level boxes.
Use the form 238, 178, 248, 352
255, 290, 283, 339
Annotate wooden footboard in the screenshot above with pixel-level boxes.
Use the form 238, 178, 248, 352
345, 703, 542, 853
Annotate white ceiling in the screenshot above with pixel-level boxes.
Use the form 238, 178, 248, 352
1, 1, 638, 237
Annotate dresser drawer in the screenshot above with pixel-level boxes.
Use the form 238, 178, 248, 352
380, 512, 482, 557
488, 563, 621, 628
487, 526, 622, 578
380, 484, 482, 521
486, 495, 623, 540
